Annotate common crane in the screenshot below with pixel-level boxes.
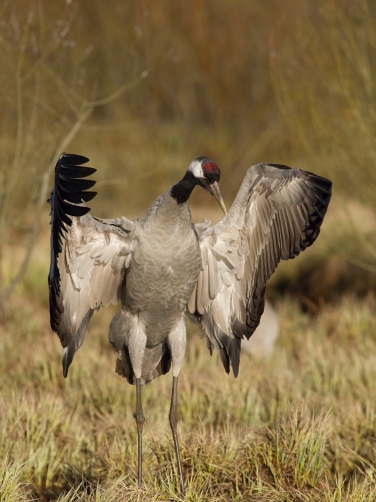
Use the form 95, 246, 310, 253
48, 153, 332, 494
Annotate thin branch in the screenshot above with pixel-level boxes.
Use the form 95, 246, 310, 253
95, 164, 166, 189
87, 72, 148, 107
0, 11, 147, 304
20, 72, 40, 166
0, 168, 50, 303
32, 94, 73, 128
42, 64, 82, 115
0, 220, 39, 302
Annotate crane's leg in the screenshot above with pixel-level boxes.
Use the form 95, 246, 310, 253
167, 319, 186, 495
115, 316, 147, 489
135, 377, 145, 489
169, 376, 185, 495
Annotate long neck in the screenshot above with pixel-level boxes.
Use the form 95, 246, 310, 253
170, 170, 197, 204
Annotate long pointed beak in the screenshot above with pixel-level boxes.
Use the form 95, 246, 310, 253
208, 181, 227, 214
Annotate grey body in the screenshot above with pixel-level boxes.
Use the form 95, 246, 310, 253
48, 154, 332, 493
49, 156, 332, 383
109, 190, 201, 384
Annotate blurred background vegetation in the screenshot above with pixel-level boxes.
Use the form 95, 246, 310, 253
1, 0, 376, 307
1, 1, 376, 500
1, 0, 376, 305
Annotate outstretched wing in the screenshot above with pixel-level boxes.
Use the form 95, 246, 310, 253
48, 153, 135, 376
188, 163, 332, 376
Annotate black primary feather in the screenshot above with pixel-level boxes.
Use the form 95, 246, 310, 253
48, 153, 97, 333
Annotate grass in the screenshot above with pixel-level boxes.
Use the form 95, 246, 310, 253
1, 291, 376, 501
0, 455, 31, 502
0, 1, 376, 500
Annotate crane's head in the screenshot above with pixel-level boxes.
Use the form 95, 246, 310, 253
188, 157, 227, 214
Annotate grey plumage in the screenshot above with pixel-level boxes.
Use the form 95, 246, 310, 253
48, 153, 332, 493
188, 163, 332, 376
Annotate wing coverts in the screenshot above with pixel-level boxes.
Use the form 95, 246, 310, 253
48, 153, 132, 376
189, 163, 332, 376
48, 153, 96, 334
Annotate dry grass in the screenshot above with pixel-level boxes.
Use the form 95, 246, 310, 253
1, 290, 376, 501
1, 1, 376, 500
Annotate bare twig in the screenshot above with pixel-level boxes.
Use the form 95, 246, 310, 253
0, 2, 148, 305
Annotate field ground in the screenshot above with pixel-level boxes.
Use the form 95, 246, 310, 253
1, 1, 376, 500
1, 290, 376, 501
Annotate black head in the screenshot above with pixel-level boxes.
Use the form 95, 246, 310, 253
188, 156, 226, 213
188, 156, 221, 185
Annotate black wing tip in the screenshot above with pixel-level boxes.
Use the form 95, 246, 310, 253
56, 153, 96, 176
62, 355, 69, 378
52, 152, 98, 217
58, 152, 90, 167
266, 164, 333, 224
49, 153, 97, 333
300, 174, 332, 250
309, 172, 332, 195
217, 330, 241, 378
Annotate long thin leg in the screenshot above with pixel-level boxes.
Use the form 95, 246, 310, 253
169, 376, 185, 495
135, 378, 145, 489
